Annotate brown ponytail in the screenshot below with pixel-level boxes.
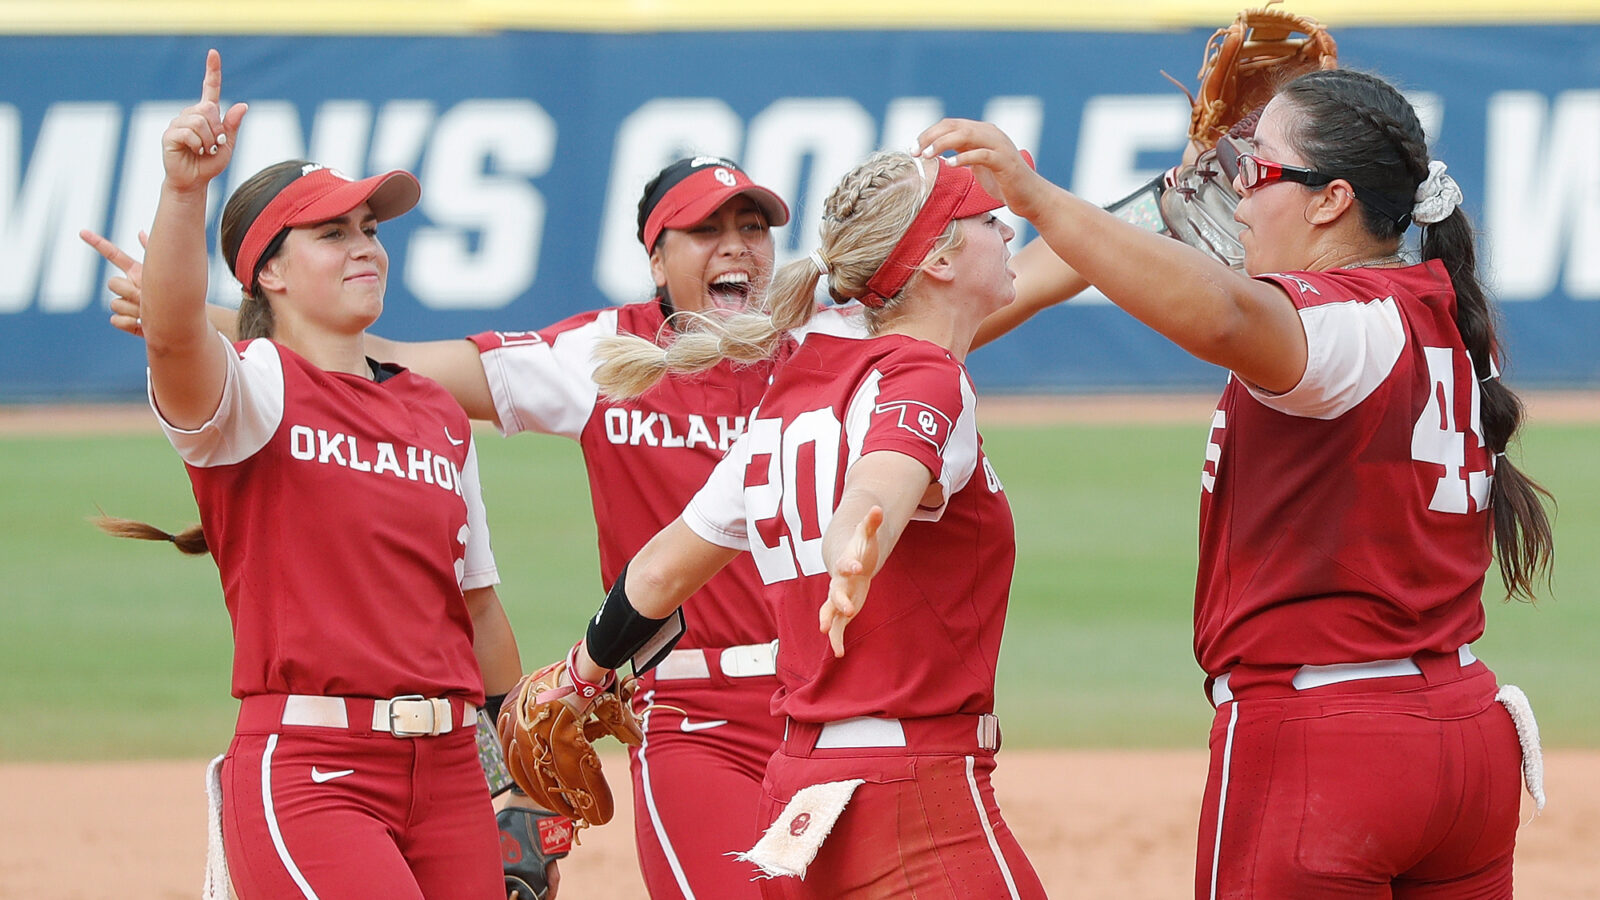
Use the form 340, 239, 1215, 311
1283, 69, 1554, 600
92, 514, 209, 556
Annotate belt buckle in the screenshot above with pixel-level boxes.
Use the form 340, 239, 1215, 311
720, 641, 778, 678
386, 694, 434, 738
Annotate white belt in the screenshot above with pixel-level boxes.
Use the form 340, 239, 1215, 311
280, 694, 475, 737
805, 714, 1001, 752
1212, 645, 1476, 705
654, 641, 779, 681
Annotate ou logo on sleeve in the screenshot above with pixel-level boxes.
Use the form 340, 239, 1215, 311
875, 400, 952, 452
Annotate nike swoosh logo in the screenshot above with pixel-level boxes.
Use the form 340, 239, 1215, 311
310, 767, 356, 783
444, 427, 465, 447
679, 718, 728, 733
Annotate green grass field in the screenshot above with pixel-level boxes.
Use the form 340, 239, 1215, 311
2, 418, 1594, 761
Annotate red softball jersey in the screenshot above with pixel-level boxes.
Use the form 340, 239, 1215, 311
156, 335, 498, 703
1195, 259, 1495, 675
470, 301, 863, 649
684, 332, 1016, 723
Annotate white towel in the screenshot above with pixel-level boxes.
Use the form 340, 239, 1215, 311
1496, 684, 1546, 815
734, 779, 865, 879
202, 754, 231, 900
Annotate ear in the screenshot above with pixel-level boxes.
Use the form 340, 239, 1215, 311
918, 250, 960, 285
1306, 180, 1359, 225
647, 243, 669, 288
255, 257, 287, 293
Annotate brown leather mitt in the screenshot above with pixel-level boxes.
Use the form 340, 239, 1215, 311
1186, 2, 1338, 151
496, 659, 643, 830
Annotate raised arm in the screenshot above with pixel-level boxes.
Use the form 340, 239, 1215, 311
142, 49, 248, 429
818, 450, 934, 657
918, 118, 1308, 393
84, 228, 500, 423
365, 336, 499, 423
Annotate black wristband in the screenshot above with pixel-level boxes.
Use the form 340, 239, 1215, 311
586, 562, 685, 671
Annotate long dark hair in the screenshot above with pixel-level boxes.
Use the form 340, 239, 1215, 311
94, 160, 316, 555
1281, 69, 1554, 601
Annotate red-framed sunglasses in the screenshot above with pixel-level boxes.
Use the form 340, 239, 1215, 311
1214, 136, 1411, 225
1214, 136, 1333, 190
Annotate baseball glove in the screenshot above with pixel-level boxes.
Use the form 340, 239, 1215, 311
496, 659, 644, 830
1186, 2, 1337, 151
497, 805, 573, 900
1160, 148, 1247, 271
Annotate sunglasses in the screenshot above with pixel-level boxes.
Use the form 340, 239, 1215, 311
1214, 136, 1333, 191
1214, 136, 1411, 225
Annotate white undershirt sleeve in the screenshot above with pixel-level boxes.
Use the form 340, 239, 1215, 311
477, 313, 615, 439
1244, 296, 1407, 420
154, 334, 284, 467
683, 429, 753, 551
459, 437, 500, 590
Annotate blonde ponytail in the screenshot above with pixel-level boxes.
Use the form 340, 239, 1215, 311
593, 150, 951, 400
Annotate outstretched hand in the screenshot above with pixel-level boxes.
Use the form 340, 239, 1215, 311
913, 118, 1048, 219
162, 49, 247, 193
820, 505, 885, 658
79, 229, 147, 337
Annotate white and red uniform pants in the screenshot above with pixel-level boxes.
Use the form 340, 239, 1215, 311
755, 713, 1046, 900
1197, 651, 1524, 899
629, 644, 786, 899
223, 694, 502, 900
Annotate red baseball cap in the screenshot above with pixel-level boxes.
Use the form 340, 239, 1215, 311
639, 156, 789, 251
232, 163, 421, 291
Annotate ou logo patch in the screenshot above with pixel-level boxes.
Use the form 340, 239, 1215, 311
715, 167, 737, 187
876, 399, 953, 452
789, 812, 812, 837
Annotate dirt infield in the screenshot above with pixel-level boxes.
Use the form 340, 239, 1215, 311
1, 749, 1593, 898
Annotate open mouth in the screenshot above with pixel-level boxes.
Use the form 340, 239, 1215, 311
708, 272, 754, 307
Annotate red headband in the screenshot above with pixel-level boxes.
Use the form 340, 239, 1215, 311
858, 155, 1025, 309
232, 164, 420, 291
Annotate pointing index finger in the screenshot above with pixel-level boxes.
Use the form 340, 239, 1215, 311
200, 49, 223, 106
79, 229, 136, 273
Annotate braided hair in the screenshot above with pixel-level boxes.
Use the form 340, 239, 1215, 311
1280, 69, 1553, 601
593, 151, 959, 400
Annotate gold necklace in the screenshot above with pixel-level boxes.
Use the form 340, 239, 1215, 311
1341, 253, 1407, 270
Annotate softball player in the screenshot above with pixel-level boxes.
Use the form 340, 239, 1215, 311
458, 157, 799, 898
918, 67, 1553, 899
107, 51, 521, 899
90, 156, 794, 898
88, 153, 1058, 899
566, 150, 1047, 899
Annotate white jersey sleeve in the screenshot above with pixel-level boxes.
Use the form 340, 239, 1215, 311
1244, 296, 1407, 420
153, 333, 284, 467
475, 311, 618, 439
459, 437, 499, 590
682, 425, 754, 551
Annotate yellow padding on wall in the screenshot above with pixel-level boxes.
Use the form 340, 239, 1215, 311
2, 0, 1599, 34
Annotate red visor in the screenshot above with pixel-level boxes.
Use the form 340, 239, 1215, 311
641, 162, 789, 251
233, 164, 420, 291
859, 154, 1029, 308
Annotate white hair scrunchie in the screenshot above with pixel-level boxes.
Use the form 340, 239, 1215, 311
808, 249, 831, 276
1412, 160, 1463, 225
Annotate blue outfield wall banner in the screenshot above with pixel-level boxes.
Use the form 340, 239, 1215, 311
3, 27, 1597, 400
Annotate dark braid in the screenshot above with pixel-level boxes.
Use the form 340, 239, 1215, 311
1282, 69, 1554, 601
